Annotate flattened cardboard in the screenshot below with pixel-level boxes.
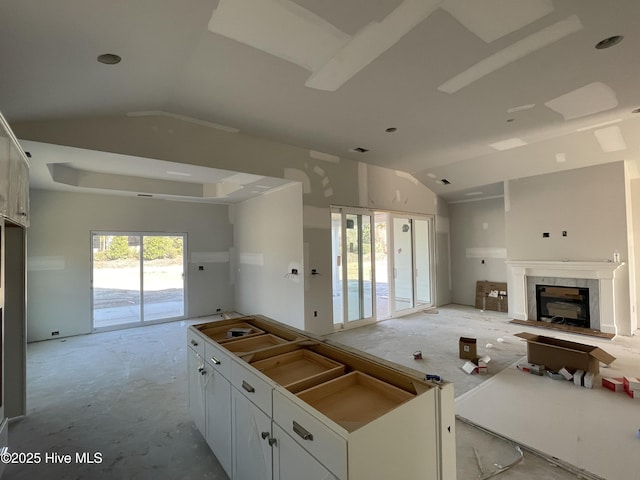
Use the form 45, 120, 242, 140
514, 332, 615, 375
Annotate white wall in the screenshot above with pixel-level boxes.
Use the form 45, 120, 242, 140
232, 184, 305, 330
27, 190, 234, 341
16, 116, 447, 334
505, 162, 628, 262
504, 162, 632, 334
449, 197, 506, 306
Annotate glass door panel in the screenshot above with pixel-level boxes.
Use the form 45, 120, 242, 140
92, 232, 186, 330
374, 213, 390, 320
331, 212, 343, 326
414, 219, 432, 307
392, 218, 414, 312
331, 209, 374, 328
92, 234, 141, 328
143, 235, 185, 321
345, 214, 373, 322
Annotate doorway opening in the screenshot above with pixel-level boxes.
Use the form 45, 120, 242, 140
91, 232, 186, 330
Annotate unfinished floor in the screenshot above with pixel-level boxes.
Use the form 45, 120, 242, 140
6, 305, 636, 479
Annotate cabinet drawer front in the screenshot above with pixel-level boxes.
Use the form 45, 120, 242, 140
231, 360, 273, 415
273, 389, 347, 480
205, 341, 232, 379
187, 327, 206, 357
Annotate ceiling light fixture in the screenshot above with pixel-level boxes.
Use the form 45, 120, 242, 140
595, 35, 623, 50
97, 53, 122, 65
385, 127, 397, 133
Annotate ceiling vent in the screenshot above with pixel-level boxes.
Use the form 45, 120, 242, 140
137, 194, 153, 198
441, 179, 451, 185
350, 147, 369, 153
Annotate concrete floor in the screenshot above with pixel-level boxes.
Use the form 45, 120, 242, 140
5, 305, 614, 479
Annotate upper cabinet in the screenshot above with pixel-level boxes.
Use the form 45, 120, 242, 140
0, 112, 30, 227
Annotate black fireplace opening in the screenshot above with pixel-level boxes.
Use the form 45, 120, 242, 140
535, 285, 590, 328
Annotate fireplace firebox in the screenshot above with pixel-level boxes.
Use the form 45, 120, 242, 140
535, 285, 590, 328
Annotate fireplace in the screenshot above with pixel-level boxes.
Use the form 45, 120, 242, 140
505, 261, 628, 335
535, 285, 590, 328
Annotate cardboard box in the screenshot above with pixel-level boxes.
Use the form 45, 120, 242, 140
517, 362, 545, 375
459, 337, 477, 360
514, 332, 615, 375
461, 361, 477, 374
602, 377, 624, 392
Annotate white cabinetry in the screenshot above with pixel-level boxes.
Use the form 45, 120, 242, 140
231, 386, 272, 480
187, 347, 206, 435
205, 359, 232, 475
272, 423, 336, 480
188, 316, 456, 480
0, 113, 29, 227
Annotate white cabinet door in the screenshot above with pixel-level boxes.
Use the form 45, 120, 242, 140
272, 424, 337, 480
7, 142, 28, 226
232, 387, 272, 480
0, 124, 10, 217
206, 367, 232, 477
187, 348, 207, 435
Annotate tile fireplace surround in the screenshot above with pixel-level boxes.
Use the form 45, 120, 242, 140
506, 260, 629, 335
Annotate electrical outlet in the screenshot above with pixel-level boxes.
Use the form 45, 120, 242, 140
562, 231, 567, 237
51, 331, 60, 336
314, 311, 318, 317
291, 268, 298, 275
543, 232, 550, 238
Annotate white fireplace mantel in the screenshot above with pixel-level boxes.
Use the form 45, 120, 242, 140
506, 260, 625, 335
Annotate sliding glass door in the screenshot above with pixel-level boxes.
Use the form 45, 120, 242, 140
332, 208, 375, 329
92, 232, 186, 330
332, 208, 435, 329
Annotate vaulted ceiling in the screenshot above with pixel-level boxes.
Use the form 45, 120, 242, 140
1, 0, 639, 202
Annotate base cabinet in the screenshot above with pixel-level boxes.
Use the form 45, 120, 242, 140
187, 348, 206, 435
206, 366, 232, 476
188, 316, 456, 480
231, 387, 272, 480
272, 424, 336, 480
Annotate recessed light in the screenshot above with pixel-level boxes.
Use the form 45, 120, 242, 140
385, 127, 397, 133
350, 147, 369, 153
595, 35, 623, 49
97, 53, 122, 65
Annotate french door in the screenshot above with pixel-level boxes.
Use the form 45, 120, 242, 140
91, 232, 186, 330
332, 208, 435, 329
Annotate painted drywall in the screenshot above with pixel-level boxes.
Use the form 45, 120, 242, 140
16, 115, 447, 334
505, 162, 632, 334
506, 162, 628, 261
449, 197, 506, 307
630, 177, 640, 333
27, 189, 234, 341
232, 183, 305, 330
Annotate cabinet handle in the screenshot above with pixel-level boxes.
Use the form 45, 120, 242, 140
242, 380, 255, 393
198, 366, 206, 376
190, 339, 198, 347
268, 438, 277, 447
261, 431, 270, 440
210, 356, 221, 365
293, 421, 313, 441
